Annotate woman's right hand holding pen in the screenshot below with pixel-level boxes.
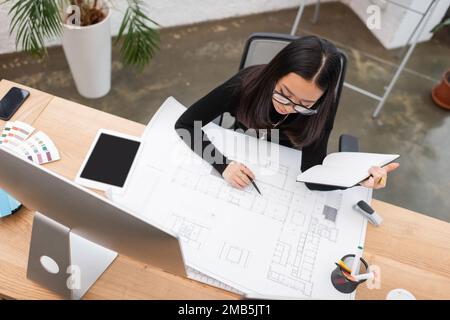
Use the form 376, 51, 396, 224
222, 161, 256, 189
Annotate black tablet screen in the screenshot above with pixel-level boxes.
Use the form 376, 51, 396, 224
80, 133, 140, 187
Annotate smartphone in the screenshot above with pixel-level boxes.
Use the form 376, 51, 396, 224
0, 87, 30, 121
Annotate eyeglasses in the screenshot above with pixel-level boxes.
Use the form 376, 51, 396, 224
272, 90, 318, 116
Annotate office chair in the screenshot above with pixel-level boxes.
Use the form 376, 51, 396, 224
215, 32, 359, 153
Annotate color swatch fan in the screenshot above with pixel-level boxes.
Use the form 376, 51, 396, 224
0, 120, 34, 144
0, 121, 60, 165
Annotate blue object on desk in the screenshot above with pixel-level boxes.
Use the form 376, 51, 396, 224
0, 189, 21, 218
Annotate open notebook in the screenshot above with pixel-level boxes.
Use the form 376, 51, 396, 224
297, 152, 400, 188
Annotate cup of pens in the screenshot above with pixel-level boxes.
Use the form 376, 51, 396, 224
331, 246, 371, 294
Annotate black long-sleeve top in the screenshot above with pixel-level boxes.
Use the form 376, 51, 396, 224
174, 68, 342, 191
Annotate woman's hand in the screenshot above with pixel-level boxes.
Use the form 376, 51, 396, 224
360, 163, 400, 189
222, 161, 256, 189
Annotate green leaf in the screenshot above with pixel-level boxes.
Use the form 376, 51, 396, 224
116, 0, 160, 71
2, 0, 160, 69
5, 0, 64, 58
431, 18, 450, 33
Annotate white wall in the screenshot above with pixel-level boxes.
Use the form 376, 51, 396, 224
0, 0, 448, 54
0, 0, 320, 55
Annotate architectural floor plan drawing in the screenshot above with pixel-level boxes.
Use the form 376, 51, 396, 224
171, 213, 211, 250
170, 166, 293, 223
110, 97, 372, 299
266, 191, 343, 297
219, 242, 251, 268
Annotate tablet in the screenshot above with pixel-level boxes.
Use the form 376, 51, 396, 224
75, 129, 142, 191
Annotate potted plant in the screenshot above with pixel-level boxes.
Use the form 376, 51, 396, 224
430, 16, 450, 110
2, 0, 159, 98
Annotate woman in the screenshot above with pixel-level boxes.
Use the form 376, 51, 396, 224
175, 35, 399, 191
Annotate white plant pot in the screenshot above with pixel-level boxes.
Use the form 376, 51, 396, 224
62, 6, 111, 99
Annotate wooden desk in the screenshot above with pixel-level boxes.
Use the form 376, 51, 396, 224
0, 80, 54, 128
1, 80, 449, 300
0, 80, 235, 300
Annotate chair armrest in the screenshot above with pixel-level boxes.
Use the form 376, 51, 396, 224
339, 134, 359, 152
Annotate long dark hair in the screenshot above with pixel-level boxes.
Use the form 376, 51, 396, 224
236, 35, 342, 148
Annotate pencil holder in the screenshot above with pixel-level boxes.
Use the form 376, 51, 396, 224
331, 254, 369, 294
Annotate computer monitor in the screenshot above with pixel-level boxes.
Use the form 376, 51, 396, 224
0, 145, 186, 299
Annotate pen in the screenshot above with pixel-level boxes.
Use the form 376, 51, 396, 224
336, 260, 352, 274
375, 175, 385, 185
342, 270, 357, 282
243, 172, 262, 195
351, 245, 364, 276
335, 263, 352, 277
353, 271, 374, 281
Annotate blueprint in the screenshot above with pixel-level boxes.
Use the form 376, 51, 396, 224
110, 97, 371, 299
